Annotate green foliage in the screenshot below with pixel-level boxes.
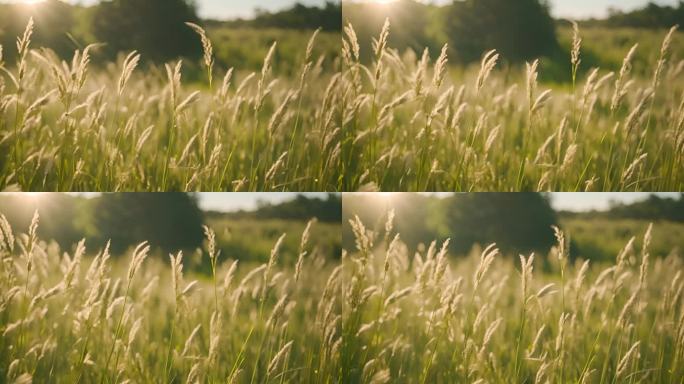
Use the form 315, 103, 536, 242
199, 217, 341, 269
220, 1, 342, 31
249, 193, 341, 222
592, 1, 684, 29
442, 193, 557, 254
91, 193, 205, 254
561, 217, 684, 262
343, 193, 558, 256
561, 193, 684, 222
92, 0, 202, 62
444, 0, 559, 63
342, 0, 443, 62
208, 27, 340, 74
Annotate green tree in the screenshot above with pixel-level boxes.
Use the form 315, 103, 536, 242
443, 193, 558, 255
92, 193, 204, 254
445, 0, 559, 63
91, 0, 201, 62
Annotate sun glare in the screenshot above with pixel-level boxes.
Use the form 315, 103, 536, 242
22, 192, 46, 199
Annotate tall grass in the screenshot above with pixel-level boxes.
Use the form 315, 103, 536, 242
0, 213, 341, 382
342, 213, 683, 383
342, 21, 684, 191
0, 20, 342, 191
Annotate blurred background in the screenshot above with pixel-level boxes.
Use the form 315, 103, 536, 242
0, 192, 342, 271
342, 192, 684, 263
343, 0, 684, 82
0, 0, 341, 74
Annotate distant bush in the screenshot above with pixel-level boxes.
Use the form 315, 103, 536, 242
444, 0, 559, 63
92, 0, 202, 62
597, 2, 684, 29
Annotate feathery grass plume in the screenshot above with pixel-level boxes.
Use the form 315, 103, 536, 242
117, 51, 140, 96
16, 17, 34, 83
373, 18, 390, 63
536, 283, 557, 299
262, 234, 286, 299
170, 251, 184, 304
432, 44, 449, 89
652, 25, 678, 89
384, 209, 395, 242
343, 23, 360, 64
476, 50, 499, 95
615, 341, 640, 380
181, 324, 202, 357
570, 21, 582, 82
639, 223, 653, 288
526, 60, 540, 107
528, 324, 546, 357
127, 242, 149, 281
264, 151, 288, 184
267, 340, 293, 377
186, 22, 214, 87
611, 44, 638, 112
208, 310, 221, 364
560, 144, 578, 173
295, 218, 316, 283
473, 243, 498, 291
256, 41, 277, 111
0, 214, 14, 252
621, 153, 647, 186
25, 210, 39, 273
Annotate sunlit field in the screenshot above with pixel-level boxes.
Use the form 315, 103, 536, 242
341, 21, 684, 191
0, 19, 342, 191
0, 213, 342, 382
342, 213, 684, 383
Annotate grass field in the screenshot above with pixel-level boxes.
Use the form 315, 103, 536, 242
205, 217, 341, 266
0, 20, 342, 191
561, 216, 684, 263
342, 214, 683, 383
341, 22, 684, 191
208, 27, 340, 75
0, 213, 342, 382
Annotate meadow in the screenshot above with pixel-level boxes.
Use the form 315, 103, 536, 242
0, 213, 342, 382
341, 22, 684, 191
342, 213, 684, 383
0, 20, 342, 191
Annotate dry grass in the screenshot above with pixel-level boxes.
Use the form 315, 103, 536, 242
0, 20, 342, 191
0, 213, 341, 382
341, 21, 684, 191
342, 213, 684, 383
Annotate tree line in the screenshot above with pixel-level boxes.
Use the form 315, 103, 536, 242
0, 193, 340, 255
0, 0, 338, 64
